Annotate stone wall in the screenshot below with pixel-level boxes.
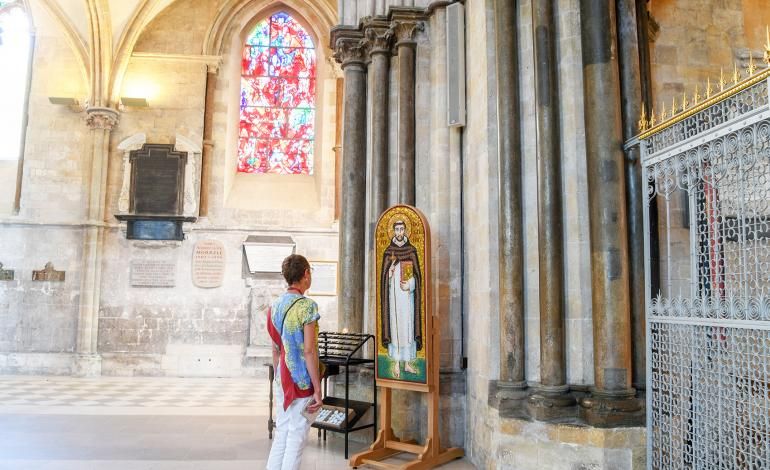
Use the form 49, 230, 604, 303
0, 3, 89, 374
0, 0, 340, 377
98, 230, 338, 377
649, 0, 769, 112
462, 0, 638, 467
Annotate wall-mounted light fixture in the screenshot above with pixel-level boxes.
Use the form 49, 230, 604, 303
48, 96, 84, 112
120, 97, 149, 108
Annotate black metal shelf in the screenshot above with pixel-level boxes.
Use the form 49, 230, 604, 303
316, 331, 376, 459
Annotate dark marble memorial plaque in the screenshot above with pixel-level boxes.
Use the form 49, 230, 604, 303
129, 144, 186, 215
128, 219, 185, 241
0, 262, 14, 281
32, 262, 65, 282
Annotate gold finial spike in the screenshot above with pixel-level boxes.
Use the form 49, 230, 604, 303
706, 77, 713, 98
681, 91, 689, 112
693, 84, 701, 105
649, 107, 656, 127
638, 103, 647, 132
659, 104, 666, 123
765, 25, 770, 65
719, 68, 726, 92
671, 96, 678, 117
732, 62, 741, 84
747, 54, 757, 76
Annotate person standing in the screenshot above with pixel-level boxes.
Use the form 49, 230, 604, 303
266, 254, 323, 470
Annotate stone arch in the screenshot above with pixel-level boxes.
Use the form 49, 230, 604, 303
202, 0, 335, 57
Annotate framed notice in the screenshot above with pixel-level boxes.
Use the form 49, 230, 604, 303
307, 261, 337, 296
242, 235, 295, 274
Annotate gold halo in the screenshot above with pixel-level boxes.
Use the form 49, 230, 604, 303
386, 212, 412, 240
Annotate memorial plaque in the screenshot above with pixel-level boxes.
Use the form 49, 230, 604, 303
0, 262, 14, 281
243, 235, 295, 274
130, 259, 176, 287
32, 262, 65, 282
130, 144, 186, 215
192, 240, 226, 288
127, 219, 185, 241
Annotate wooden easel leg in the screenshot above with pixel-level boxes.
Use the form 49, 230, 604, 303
350, 387, 397, 467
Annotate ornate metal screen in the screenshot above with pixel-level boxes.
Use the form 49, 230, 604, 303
640, 72, 770, 469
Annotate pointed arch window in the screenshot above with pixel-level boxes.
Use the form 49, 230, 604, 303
0, 0, 32, 213
238, 12, 316, 175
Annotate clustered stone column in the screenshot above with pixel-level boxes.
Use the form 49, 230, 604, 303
528, 0, 574, 419
333, 12, 425, 334
333, 32, 369, 333
494, 0, 528, 408
578, 0, 642, 426
616, 0, 648, 393
392, 16, 422, 206
76, 106, 119, 376
365, 21, 394, 223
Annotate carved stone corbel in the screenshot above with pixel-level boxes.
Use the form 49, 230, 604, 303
85, 107, 119, 131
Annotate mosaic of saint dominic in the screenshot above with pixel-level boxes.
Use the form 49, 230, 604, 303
379, 220, 423, 379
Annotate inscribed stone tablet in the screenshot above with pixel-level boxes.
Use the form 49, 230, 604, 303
192, 240, 226, 288
131, 259, 176, 287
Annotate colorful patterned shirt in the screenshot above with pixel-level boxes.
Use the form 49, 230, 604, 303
267, 292, 320, 409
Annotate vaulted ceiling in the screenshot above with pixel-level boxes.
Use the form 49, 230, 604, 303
26, 0, 337, 107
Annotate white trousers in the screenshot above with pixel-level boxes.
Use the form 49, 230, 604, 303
266, 379, 313, 470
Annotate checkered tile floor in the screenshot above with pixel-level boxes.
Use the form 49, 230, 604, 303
0, 376, 267, 408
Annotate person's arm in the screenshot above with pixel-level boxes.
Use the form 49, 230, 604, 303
304, 321, 323, 412
267, 307, 280, 372
271, 341, 280, 372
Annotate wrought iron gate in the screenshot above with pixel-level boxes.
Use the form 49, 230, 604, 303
640, 71, 770, 469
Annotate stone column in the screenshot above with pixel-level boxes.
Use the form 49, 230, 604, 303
578, 0, 642, 426
393, 19, 421, 205
333, 34, 368, 333
616, 0, 645, 393
76, 107, 119, 376
528, 0, 574, 419
365, 23, 393, 224
494, 0, 527, 405
199, 66, 217, 217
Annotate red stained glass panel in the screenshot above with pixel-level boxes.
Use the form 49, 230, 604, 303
239, 13, 315, 175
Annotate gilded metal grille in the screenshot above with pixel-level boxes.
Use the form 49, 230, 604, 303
642, 77, 770, 469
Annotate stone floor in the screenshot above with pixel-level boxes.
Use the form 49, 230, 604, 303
0, 376, 476, 470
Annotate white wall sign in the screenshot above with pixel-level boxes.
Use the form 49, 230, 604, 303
308, 261, 337, 296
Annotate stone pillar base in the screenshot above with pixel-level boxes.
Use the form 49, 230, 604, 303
527, 384, 577, 421
489, 380, 529, 419
74, 354, 102, 377
579, 389, 644, 427
496, 417, 646, 469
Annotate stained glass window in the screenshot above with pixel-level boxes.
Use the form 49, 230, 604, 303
239, 12, 316, 175
0, 2, 30, 163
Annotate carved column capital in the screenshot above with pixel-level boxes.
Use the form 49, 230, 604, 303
85, 107, 119, 130
333, 37, 368, 70
393, 20, 423, 47
365, 26, 394, 56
